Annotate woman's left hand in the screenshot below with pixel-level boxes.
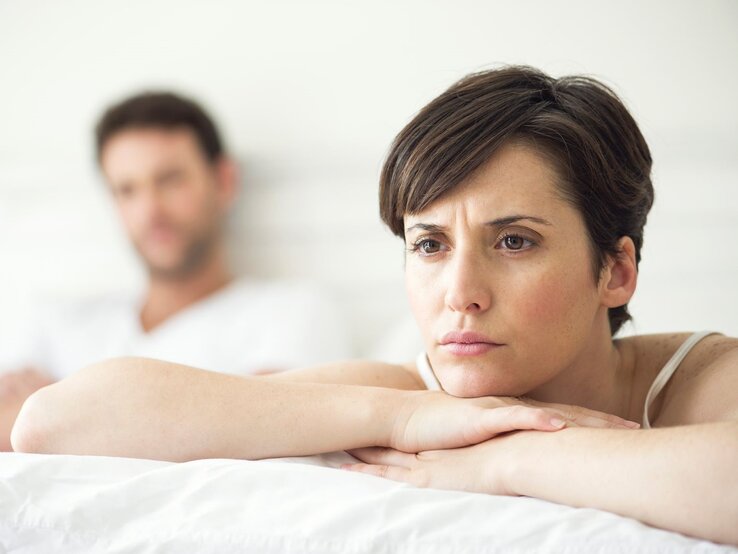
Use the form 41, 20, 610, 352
342, 435, 521, 496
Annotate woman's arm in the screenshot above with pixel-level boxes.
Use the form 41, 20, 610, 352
347, 423, 738, 545
511, 341, 738, 544
509, 422, 738, 544
346, 344, 738, 545
264, 358, 426, 389
267, 360, 642, 430
11, 356, 584, 462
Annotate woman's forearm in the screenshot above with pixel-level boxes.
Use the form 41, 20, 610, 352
11, 357, 405, 461
505, 422, 738, 545
11, 358, 641, 466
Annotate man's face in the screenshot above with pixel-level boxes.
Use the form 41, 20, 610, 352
100, 127, 232, 279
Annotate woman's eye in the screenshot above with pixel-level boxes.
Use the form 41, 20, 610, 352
499, 234, 534, 251
412, 239, 443, 255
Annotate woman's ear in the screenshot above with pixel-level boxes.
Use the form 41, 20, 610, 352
599, 236, 638, 308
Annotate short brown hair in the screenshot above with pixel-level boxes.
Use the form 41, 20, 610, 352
379, 66, 654, 335
95, 91, 224, 162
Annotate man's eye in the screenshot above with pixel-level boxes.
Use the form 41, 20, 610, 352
114, 186, 134, 199
160, 175, 182, 187
156, 170, 186, 188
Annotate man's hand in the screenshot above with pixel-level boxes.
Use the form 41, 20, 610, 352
0, 368, 54, 402
0, 368, 54, 451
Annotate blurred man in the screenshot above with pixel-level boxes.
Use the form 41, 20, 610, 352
0, 92, 351, 449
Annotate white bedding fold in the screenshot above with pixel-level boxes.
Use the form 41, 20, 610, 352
0, 452, 734, 553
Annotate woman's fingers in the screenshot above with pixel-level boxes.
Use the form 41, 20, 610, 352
555, 411, 640, 429
479, 405, 567, 436
341, 462, 413, 484
550, 407, 640, 429
477, 405, 638, 442
394, 390, 640, 454
347, 447, 415, 467
522, 398, 640, 429
343, 447, 416, 483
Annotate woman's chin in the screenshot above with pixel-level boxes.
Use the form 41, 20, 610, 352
436, 363, 527, 398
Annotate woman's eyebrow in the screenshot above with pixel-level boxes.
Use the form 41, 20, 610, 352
405, 215, 552, 235
405, 223, 446, 235
485, 215, 553, 227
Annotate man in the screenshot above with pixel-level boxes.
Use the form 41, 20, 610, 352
0, 92, 351, 449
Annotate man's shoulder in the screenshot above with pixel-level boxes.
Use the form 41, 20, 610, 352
52, 290, 139, 321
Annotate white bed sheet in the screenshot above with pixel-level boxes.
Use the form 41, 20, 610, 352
0, 451, 734, 553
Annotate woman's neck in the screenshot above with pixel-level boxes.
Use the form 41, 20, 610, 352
526, 321, 637, 420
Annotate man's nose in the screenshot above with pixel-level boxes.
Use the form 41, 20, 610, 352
135, 186, 166, 221
443, 248, 492, 314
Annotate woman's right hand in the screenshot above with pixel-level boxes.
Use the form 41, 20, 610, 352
389, 391, 640, 453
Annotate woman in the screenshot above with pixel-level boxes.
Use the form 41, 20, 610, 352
12, 66, 738, 544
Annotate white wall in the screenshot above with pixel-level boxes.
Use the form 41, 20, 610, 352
1, 0, 736, 357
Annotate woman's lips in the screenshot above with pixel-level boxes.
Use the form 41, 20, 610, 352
441, 342, 501, 356
439, 331, 504, 356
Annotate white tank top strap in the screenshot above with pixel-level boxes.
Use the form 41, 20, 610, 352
642, 331, 717, 429
416, 352, 442, 391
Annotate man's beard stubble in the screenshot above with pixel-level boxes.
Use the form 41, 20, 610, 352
134, 222, 221, 281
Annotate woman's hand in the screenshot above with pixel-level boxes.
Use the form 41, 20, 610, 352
389, 391, 639, 453
344, 436, 519, 495
518, 397, 641, 430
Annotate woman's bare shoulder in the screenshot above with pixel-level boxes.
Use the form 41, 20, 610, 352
622, 332, 738, 426
622, 332, 737, 379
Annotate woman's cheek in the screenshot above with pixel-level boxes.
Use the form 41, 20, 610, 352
405, 264, 440, 340
514, 272, 570, 326
511, 267, 595, 348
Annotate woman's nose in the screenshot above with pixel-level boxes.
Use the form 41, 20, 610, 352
443, 249, 492, 314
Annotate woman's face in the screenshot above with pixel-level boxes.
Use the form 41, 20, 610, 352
404, 142, 608, 397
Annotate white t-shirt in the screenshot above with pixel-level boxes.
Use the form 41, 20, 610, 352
0, 279, 352, 379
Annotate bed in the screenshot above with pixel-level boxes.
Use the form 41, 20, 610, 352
1, 450, 734, 553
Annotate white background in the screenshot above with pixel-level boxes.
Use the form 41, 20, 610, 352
0, 0, 736, 358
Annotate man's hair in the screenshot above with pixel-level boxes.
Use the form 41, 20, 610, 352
379, 65, 654, 336
95, 91, 224, 162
